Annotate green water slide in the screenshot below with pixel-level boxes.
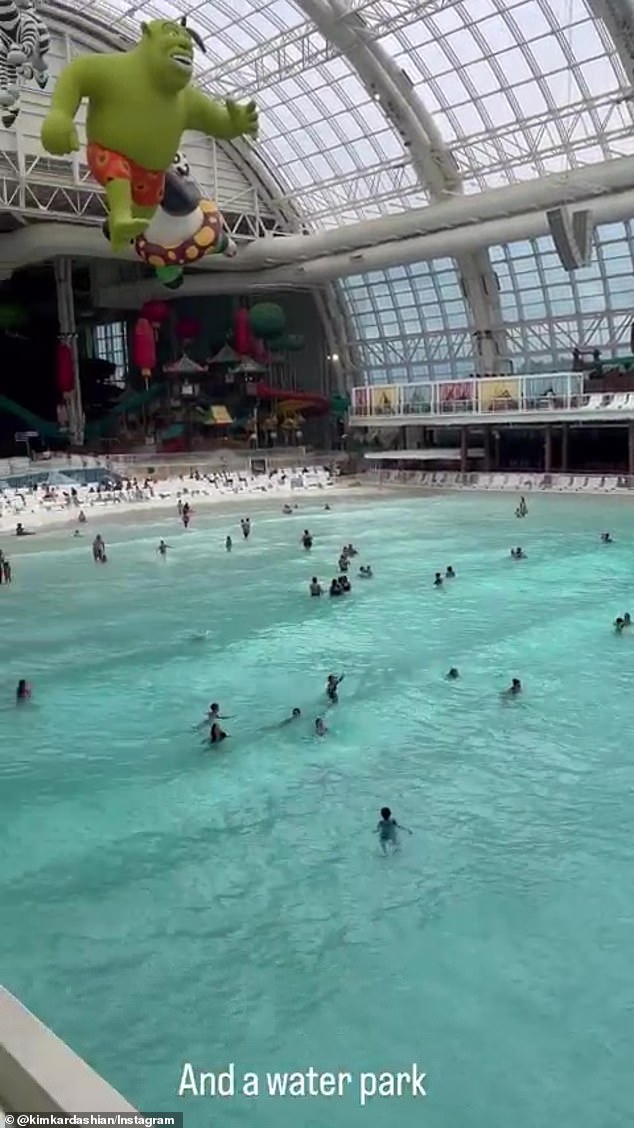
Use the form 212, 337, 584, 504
0, 394, 64, 439
0, 385, 166, 442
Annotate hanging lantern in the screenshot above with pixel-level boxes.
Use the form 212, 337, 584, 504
56, 340, 75, 395
175, 316, 201, 343
285, 333, 305, 352
248, 302, 285, 341
234, 306, 250, 354
133, 317, 156, 382
141, 300, 170, 332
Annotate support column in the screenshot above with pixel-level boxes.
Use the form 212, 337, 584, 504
628, 421, 634, 478
483, 428, 492, 471
544, 425, 553, 474
54, 257, 84, 446
458, 249, 508, 376
460, 426, 469, 473
561, 424, 569, 473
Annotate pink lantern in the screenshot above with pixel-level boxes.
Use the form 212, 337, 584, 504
141, 300, 170, 332
56, 340, 75, 395
234, 307, 250, 354
133, 317, 156, 381
175, 317, 201, 343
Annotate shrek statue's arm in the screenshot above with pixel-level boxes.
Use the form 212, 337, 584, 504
40, 55, 105, 156
184, 88, 258, 142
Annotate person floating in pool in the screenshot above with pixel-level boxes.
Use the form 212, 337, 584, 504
326, 673, 344, 703
445, 667, 460, 680
614, 617, 625, 634
301, 529, 313, 549
157, 539, 171, 557
309, 576, 323, 596
283, 504, 293, 514
445, 566, 456, 579
502, 677, 522, 697
315, 717, 327, 736
210, 722, 227, 744
375, 807, 412, 854
225, 535, 232, 552
510, 546, 526, 559
359, 565, 373, 578
241, 517, 251, 540
16, 679, 31, 702
434, 572, 443, 587
601, 532, 613, 543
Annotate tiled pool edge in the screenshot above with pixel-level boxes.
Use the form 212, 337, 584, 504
0, 987, 135, 1113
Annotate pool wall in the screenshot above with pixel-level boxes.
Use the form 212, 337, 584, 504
0, 988, 134, 1113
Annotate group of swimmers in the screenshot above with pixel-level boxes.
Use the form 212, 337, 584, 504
434, 566, 455, 587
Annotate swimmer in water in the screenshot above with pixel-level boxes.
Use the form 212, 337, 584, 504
207, 702, 232, 722
329, 578, 343, 597
434, 572, 443, 587
375, 806, 412, 854
510, 547, 526, 559
445, 566, 455, 579
315, 717, 327, 736
281, 708, 302, 725
241, 517, 251, 540
359, 565, 373, 577
446, 667, 459, 679
157, 540, 171, 557
502, 677, 522, 697
601, 532, 613, 543
210, 722, 227, 744
309, 576, 323, 596
339, 575, 351, 593
225, 535, 232, 552
326, 673, 344, 703
283, 504, 293, 514
301, 529, 313, 549
16, 679, 31, 702
614, 617, 625, 634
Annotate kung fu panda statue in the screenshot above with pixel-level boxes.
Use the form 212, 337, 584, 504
104, 152, 237, 289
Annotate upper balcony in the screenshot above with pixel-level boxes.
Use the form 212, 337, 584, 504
349, 372, 634, 428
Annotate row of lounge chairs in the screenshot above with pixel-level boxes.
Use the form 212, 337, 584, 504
377, 471, 632, 491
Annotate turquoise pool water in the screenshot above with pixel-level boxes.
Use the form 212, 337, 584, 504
1, 491, 633, 1127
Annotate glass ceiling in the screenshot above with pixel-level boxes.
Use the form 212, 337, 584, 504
80, 0, 634, 227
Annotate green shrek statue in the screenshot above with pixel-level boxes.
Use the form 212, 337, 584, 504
40, 18, 258, 252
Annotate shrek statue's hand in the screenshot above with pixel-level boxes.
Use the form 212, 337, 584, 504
40, 111, 80, 156
225, 99, 259, 140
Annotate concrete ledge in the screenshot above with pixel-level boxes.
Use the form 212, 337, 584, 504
0, 987, 135, 1113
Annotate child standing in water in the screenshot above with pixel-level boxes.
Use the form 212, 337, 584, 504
375, 807, 412, 854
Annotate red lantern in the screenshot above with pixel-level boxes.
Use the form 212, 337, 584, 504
133, 317, 156, 381
56, 340, 75, 395
234, 307, 250, 354
141, 300, 170, 331
175, 317, 201, 343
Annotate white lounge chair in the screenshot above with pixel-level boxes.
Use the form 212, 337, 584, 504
583, 394, 606, 410
610, 394, 628, 409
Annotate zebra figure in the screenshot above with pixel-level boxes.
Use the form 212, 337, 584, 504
0, 0, 50, 127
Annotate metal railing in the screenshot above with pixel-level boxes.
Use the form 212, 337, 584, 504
351, 392, 634, 418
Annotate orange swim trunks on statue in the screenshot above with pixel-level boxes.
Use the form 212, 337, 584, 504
87, 142, 165, 208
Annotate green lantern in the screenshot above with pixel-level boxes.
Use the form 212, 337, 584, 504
268, 334, 288, 351
284, 333, 305, 351
0, 303, 28, 330
248, 302, 285, 340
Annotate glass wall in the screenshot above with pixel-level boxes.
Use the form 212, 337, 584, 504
341, 259, 471, 384
342, 221, 634, 385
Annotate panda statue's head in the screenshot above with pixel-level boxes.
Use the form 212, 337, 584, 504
162, 151, 201, 216
171, 151, 190, 179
